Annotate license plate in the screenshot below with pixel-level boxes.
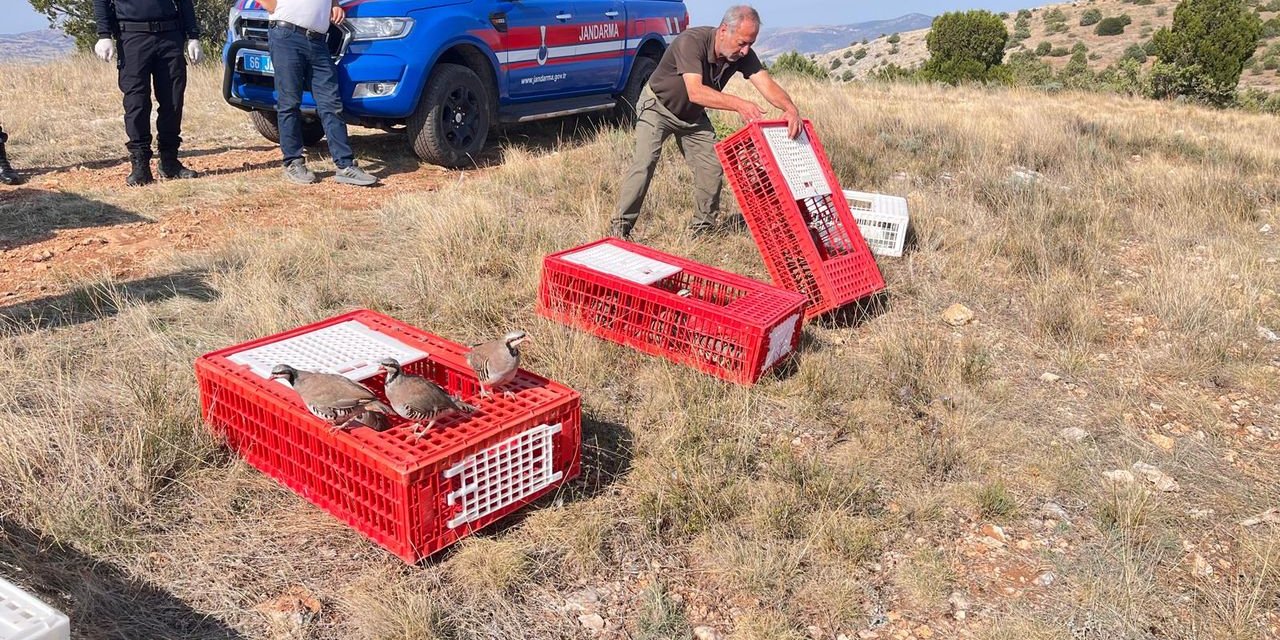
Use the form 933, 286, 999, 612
241, 51, 274, 75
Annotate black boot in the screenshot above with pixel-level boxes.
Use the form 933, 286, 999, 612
0, 130, 21, 186
126, 150, 153, 187
158, 151, 198, 180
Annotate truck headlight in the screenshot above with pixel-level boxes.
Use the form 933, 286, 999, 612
353, 82, 399, 98
227, 6, 242, 41
345, 17, 414, 41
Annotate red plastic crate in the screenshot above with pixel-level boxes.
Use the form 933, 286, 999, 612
537, 238, 807, 384
194, 310, 581, 564
715, 119, 886, 318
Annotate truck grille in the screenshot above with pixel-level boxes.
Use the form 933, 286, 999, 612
235, 16, 347, 59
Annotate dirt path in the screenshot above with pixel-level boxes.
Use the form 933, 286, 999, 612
0, 140, 461, 306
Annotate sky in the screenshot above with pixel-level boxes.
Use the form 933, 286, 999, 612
1, 0, 1034, 34
2, 0, 50, 34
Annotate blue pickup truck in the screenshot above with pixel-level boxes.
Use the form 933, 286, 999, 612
223, 0, 687, 167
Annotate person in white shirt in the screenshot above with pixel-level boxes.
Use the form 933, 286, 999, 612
257, 0, 378, 186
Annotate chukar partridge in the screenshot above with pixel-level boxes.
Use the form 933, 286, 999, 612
465, 331, 527, 399
270, 364, 392, 432
378, 358, 477, 439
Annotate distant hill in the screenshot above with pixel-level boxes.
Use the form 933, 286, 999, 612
756, 13, 935, 59
0, 29, 76, 63
817, 0, 1280, 93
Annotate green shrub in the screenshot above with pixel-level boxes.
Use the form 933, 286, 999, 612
1100, 58, 1148, 95
1133, 0, 1155, 5
842, 49, 853, 59
841, 70, 855, 81
888, 32, 901, 44
770, 51, 831, 80
854, 47, 868, 60
1018, 9, 1033, 20
1045, 21, 1070, 34
1049, 46, 1070, 56
921, 9, 1010, 84
1059, 48, 1094, 87
1157, 6, 1168, 16
1096, 16, 1130, 35
871, 63, 916, 82
830, 58, 843, 69
1043, 8, 1068, 23
1080, 8, 1103, 25
1265, 56, 1280, 69
1147, 61, 1237, 105
1007, 50, 1054, 84
1262, 17, 1280, 37
1036, 40, 1053, 55
1121, 43, 1150, 63
1151, 0, 1263, 105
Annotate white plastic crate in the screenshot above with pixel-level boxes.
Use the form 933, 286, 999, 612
843, 189, 909, 257
228, 320, 428, 385
0, 577, 69, 640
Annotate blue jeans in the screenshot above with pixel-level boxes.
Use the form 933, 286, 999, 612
268, 23, 353, 168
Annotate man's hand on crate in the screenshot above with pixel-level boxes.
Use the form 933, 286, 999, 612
734, 98, 766, 125
783, 108, 802, 139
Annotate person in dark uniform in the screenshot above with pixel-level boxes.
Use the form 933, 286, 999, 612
93, 0, 202, 186
0, 125, 22, 185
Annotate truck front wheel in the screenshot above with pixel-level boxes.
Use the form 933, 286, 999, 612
250, 110, 325, 147
408, 63, 491, 168
615, 56, 657, 126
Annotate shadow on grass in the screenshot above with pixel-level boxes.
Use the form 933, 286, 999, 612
0, 190, 150, 251
0, 517, 246, 639
0, 270, 219, 335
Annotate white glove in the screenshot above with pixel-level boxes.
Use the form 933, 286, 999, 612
94, 38, 115, 62
186, 39, 201, 63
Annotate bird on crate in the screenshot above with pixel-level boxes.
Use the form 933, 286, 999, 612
465, 331, 528, 399
377, 358, 477, 439
270, 364, 393, 433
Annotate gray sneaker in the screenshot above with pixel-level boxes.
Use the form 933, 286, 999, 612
333, 164, 378, 187
283, 159, 317, 185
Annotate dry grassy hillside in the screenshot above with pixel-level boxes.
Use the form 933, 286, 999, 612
2, 58, 1280, 639
819, 0, 1280, 92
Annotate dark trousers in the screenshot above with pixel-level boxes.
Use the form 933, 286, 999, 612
268, 24, 353, 168
117, 30, 187, 155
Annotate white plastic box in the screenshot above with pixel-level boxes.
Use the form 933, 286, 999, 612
0, 576, 70, 640
843, 189, 909, 257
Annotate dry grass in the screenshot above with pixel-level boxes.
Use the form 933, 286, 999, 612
1, 60, 1279, 640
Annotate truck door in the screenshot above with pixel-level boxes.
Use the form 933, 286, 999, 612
570, 0, 625, 93
498, 0, 582, 100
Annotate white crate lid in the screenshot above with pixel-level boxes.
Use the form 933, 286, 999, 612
561, 243, 682, 285
0, 576, 70, 640
228, 320, 428, 384
762, 126, 831, 200
843, 190, 909, 218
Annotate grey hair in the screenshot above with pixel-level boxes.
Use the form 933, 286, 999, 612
721, 5, 762, 30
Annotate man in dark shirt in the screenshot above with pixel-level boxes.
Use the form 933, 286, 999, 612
94, 0, 202, 186
610, 4, 802, 239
